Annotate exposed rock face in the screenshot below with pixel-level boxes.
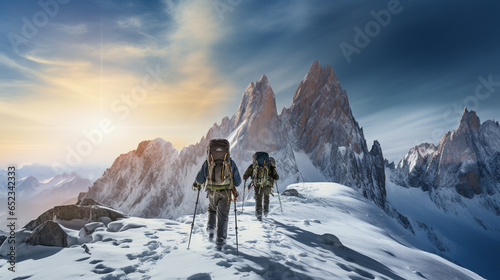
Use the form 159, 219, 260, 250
76, 197, 105, 206
392, 143, 437, 191
281, 61, 386, 207
25, 221, 68, 247
84, 139, 204, 219
230, 74, 282, 159
392, 109, 500, 215
24, 201, 125, 231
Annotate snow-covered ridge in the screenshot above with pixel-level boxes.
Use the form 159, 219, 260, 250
0, 183, 484, 280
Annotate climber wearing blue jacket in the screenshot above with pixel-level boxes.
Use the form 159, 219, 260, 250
192, 139, 241, 249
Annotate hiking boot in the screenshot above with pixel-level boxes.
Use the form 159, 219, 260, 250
216, 237, 225, 250
207, 227, 215, 241
264, 211, 269, 217
257, 215, 262, 221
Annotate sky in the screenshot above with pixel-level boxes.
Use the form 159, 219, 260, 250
1, 0, 499, 168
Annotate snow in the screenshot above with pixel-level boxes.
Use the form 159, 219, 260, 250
0, 183, 483, 280
227, 119, 247, 148
386, 176, 500, 280
292, 150, 327, 182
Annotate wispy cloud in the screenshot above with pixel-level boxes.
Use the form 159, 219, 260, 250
117, 17, 142, 29
358, 106, 460, 163
56, 23, 88, 35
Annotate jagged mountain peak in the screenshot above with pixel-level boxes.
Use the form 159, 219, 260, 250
411, 143, 437, 159
245, 81, 255, 92
305, 60, 332, 82
230, 74, 281, 154
259, 73, 269, 84
280, 61, 385, 208
24, 175, 39, 182
135, 138, 175, 157
392, 109, 499, 214
233, 74, 277, 127
458, 108, 480, 132
296, 61, 340, 103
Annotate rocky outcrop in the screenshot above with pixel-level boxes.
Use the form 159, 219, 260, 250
391, 143, 437, 191
76, 197, 105, 207
24, 201, 125, 231
25, 221, 68, 247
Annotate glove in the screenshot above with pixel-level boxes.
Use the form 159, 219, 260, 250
231, 187, 239, 199
192, 182, 201, 191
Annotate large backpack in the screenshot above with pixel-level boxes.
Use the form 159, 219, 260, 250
252, 151, 271, 187
206, 139, 233, 190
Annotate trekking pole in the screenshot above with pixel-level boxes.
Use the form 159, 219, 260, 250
187, 187, 201, 250
275, 181, 283, 213
241, 179, 246, 213
232, 187, 239, 255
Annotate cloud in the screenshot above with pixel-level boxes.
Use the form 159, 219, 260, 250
0, 52, 40, 79
56, 23, 88, 35
357, 106, 460, 163
117, 17, 142, 29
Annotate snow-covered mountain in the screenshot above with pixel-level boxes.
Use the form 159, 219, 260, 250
16, 176, 41, 198
281, 61, 385, 208
390, 109, 500, 217
387, 109, 500, 279
0, 164, 104, 198
0, 183, 485, 280
83, 61, 385, 217
9, 173, 92, 200
0, 173, 93, 231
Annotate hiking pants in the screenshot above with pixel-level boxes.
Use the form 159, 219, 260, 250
207, 189, 231, 240
254, 185, 273, 218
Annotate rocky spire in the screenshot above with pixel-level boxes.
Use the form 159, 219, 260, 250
458, 108, 480, 132
231, 73, 281, 156
281, 61, 386, 208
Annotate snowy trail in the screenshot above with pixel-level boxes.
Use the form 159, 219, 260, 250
0, 183, 484, 279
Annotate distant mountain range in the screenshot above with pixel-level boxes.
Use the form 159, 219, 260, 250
390, 109, 500, 217
0, 166, 102, 231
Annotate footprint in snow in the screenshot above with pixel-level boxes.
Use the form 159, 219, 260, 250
113, 238, 133, 246
120, 265, 138, 275
216, 260, 232, 268
187, 273, 212, 280
144, 231, 159, 239
92, 263, 115, 274
145, 240, 161, 251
